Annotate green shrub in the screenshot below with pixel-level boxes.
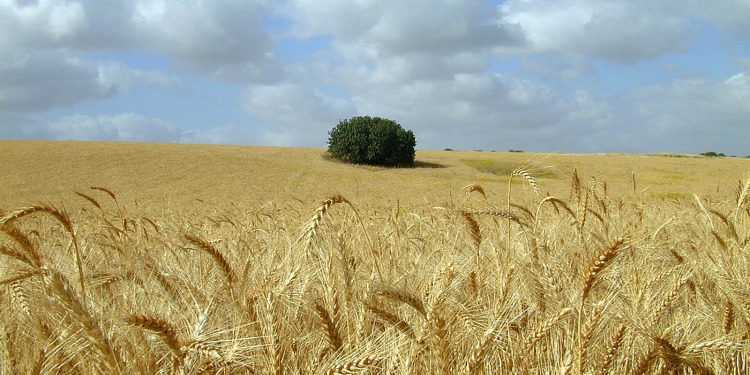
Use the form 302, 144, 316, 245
700, 151, 726, 157
327, 116, 416, 166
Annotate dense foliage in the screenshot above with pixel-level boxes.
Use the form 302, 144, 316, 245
327, 116, 416, 166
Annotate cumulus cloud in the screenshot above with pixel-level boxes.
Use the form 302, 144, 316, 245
243, 82, 353, 123
0, 49, 178, 112
241, 82, 355, 145
0, 0, 280, 82
1, 0, 748, 155
615, 73, 750, 153
283, 0, 524, 84
521, 54, 596, 79
131, 0, 281, 80
499, 0, 691, 61
180, 124, 261, 145
685, 0, 750, 48
41, 113, 182, 142
345, 72, 616, 152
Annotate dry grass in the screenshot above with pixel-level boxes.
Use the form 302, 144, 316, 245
1, 140, 750, 374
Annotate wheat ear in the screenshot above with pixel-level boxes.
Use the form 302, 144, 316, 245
524, 307, 573, 353
594, 324, 625, 375
315, 300, 343, 352
735, 177, 750, 219
184, 234, 236, 285
508, 167, 538, 249
325, 355, 380, 375
683, 340, 744, 355
722, 301, 734, 334
466, 322, 500, 374
75, 191, 102, 210
124, 314, 183, 361
46, 271, 119, 372
302, 195, 350, 248
512, 168, 539, 195
535, 196, 575, 227
0, 223, 43, 268
430, 312, 451, 375
362, 299, 416, 340
463, 184, 487, 199
1, 205, 87, 305
579, 303, 605, 372
375, 287, 427, 318
459, 211, 481, 250
302, 195, 382, 283
581, 238, 624, 301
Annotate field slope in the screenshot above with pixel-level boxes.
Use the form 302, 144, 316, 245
0, 140, 749, 374
2, 140, 747, 214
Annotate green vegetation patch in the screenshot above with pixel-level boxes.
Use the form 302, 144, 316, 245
462, 159, 557, 179
462, 158, 515, 175
644, 168, 693, 185
647, 191, 691, 200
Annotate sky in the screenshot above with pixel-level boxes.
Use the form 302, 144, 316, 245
1, 0, 749, 155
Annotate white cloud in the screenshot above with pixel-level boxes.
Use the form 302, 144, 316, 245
585, 73, 749, 154
0, 0, 135, 49
499, 0, 691, 61
180, 124, 260, 145
0, 0, 748, 155
43, 113, 182, 142
521, 54, 595, 79
0, 49, 178, 112
0, 50, 113, 112
345, 72, 616, 151
242, 81, 354, 123
131, 0, 279, 79
685, 0, 750, 47
283, 0, 524, 84
0, 0, 281, 82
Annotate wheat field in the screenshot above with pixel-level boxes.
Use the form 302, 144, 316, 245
1, 140, 749, 374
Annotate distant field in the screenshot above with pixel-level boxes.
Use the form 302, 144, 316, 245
2, 140, 748, 215
1, 140, 749, 374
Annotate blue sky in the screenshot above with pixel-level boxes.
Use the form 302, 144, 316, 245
1, 0, 749, 154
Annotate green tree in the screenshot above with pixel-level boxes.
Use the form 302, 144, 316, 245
327, 116, 416, 166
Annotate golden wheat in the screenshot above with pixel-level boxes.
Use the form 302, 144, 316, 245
0, 145, 748, 373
